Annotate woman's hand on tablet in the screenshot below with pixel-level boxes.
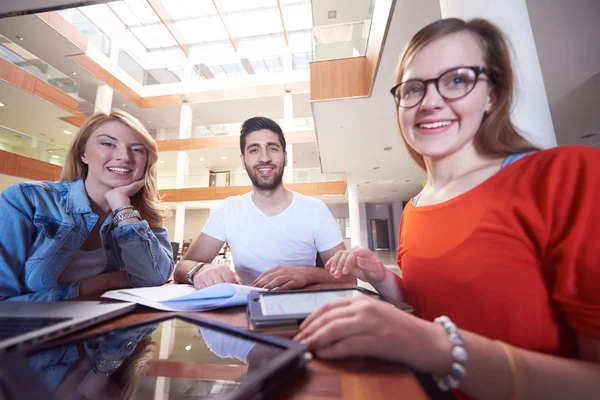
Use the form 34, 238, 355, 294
325, 247, 389, 285
294, 295, 447, 373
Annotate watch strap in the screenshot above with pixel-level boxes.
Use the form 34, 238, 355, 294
187, 262, 206, 284
113, 209, 141, 224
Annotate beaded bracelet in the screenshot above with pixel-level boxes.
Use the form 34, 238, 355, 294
432, 316, 468, 391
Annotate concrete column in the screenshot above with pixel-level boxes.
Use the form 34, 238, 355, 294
95, 84, 113, 114
174, 203, 186, 245
439, 0, 557, 148
283, 143, 294, 183
347, 183, 361, 248
173, 104, 193, 245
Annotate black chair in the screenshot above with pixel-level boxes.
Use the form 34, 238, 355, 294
170, 242, 180, 261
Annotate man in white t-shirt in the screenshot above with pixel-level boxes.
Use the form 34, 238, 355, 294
174, 117, 355, 290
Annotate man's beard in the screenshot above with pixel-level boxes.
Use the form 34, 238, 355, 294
245, 162, 284, 191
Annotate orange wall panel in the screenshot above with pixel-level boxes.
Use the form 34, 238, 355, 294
36, 12, 88, 52
310, 57, 368, 101
33, 79, 80, 114
0, 150, 62, 181
0, 58, 37, 93
156, 131, 315, 152
159, 181, 345, 202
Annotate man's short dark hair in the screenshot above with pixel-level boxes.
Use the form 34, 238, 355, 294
240, 117, 286, 155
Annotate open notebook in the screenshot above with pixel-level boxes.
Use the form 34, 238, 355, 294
102, 283, 264, 312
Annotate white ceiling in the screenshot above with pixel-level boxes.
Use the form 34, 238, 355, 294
312, 0, 375, 26
313, 0, 440, 202
314, 0, 600, 203
2, 0, 599, 207
526, 0, 600, 147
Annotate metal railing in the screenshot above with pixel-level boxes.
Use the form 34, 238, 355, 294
151, 117, 315, 141
157, 168, 344, 189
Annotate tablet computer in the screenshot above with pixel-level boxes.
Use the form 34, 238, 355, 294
247, 287, 413, 335
10, 314, 309, 400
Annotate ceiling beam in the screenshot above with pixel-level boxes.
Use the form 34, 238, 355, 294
212, 0, 238, 52
240, 59, 255, 75
276, 0, 289, 46
146, 0, 190, 56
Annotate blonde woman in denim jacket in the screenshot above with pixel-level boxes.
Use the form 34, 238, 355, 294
0, 109, 174, 301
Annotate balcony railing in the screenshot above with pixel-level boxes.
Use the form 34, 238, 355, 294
152, 117, 315, 141
312, 21, 371, 61
0, 34, 101, 116
157, 168, 344, 189
0, 125, 66, 166
57, 8, 111, 56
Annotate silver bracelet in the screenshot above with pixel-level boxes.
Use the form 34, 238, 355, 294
432, 316, 468, 391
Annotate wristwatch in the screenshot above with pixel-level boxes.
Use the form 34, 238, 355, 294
92, 349, 124, 376
186, 262, 206, 284
112, 209, 141, 225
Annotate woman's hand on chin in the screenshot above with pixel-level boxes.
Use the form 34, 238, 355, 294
104, 179, 145, 211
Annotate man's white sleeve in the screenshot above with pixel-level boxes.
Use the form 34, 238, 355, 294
314, 201, 344, 252
201, 198, 229, 242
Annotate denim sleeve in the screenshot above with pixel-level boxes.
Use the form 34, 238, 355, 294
111, 220, 174, 287
0, 184, 81, 302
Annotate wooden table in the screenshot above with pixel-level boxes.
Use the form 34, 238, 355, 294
74, 284, 430, 400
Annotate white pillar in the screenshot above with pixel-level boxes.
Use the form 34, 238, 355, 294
439, 0, 556, 148
95, 83, 113, 114
173, 104, 193, 245
283, 144, 294, 183
347, 183, 361, 248
174, 203, 186, 245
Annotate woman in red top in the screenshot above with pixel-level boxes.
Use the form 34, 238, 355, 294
295, 18, 600, 399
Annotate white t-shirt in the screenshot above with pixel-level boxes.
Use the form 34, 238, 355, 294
202, 191, 342, 283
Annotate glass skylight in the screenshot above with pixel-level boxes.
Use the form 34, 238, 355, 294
219, 0, 276, 13
281, 3, 313, 32
226, 8, 283, 38
176, 17, 230, 44
131, 24, 178, 49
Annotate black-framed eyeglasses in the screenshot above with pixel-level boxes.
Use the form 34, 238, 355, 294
390, 66, 493, 108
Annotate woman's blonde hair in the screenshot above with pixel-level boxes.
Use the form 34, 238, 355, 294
114, 335, 157, 400
60, 109, 165, 227
394, 18, 539, 170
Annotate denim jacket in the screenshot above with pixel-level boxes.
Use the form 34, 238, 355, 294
0, 179, 174, 301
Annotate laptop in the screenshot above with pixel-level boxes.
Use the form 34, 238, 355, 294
0, 301, 135, 351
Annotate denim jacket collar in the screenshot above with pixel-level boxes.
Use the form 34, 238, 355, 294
66, 179, 94, 214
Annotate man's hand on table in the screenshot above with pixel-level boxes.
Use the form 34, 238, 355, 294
251, 266, 316, 290
193, 264, 241, 289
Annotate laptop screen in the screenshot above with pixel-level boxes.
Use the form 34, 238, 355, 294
22, 316, 306, 399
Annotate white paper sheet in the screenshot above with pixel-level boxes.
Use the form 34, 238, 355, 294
102, 283, 264, 312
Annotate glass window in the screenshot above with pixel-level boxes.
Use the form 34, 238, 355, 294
220, 0, 276, 13
281, 4, 312, 32
131, 24, 177, 49
335, 217, 350, 239
176, 17, 230, 44
226, 8, 283, 38
288, 31, 312, 53
292, 51, 312, 69
123, 0, 159, 24
237, 35, 286, 58
108, 2, 140, 26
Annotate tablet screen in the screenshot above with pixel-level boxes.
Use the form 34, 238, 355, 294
24, 317, 295, 399
260, 289, 369, 316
